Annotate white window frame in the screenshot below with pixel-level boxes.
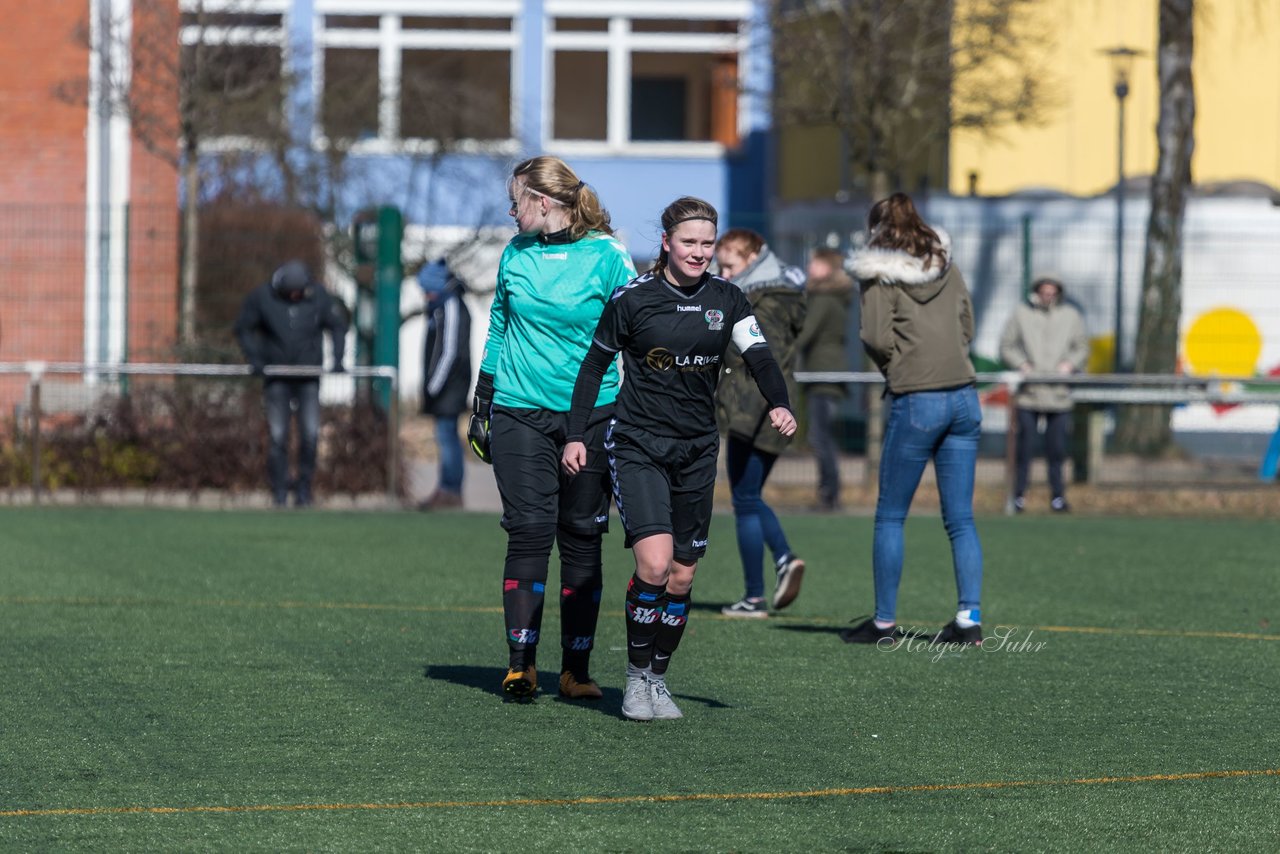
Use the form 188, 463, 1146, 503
544, 0, 752, 157
313, 0, 522, 155
178, 0, 291, 152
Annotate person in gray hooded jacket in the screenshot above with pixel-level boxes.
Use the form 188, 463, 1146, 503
713, 229, 807, 618
999, 275, 1088, 513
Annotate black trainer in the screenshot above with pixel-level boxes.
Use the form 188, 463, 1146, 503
932, 619, 982, 645
839, 618, 900, 644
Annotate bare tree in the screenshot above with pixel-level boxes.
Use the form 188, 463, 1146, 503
56, 0, 290, 348
1114, 0, 1195, 455
770, 0, 1054, 198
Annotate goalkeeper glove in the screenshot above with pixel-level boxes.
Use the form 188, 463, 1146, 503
468, 395, 492, 464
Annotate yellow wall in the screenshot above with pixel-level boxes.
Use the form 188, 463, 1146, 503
950, 0, 1280, 196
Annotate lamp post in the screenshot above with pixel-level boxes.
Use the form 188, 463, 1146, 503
1102, 46, 1141, 372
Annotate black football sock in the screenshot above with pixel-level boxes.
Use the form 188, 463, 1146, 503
624, 574, 667, 670
651, 589, 691, 677
557, 528, 603, 680
502, 526, 555, 671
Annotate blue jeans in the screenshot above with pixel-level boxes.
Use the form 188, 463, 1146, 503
726, 436, 793, 599
265, 379, 321, 505
873, 386, 983, 623
435, 414, 464, 494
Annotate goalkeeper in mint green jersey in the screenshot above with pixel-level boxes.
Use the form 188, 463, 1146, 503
469, 155, 636, 702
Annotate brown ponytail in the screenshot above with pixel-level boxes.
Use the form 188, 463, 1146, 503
867, 192, 946, 271
510, 155, 613, 240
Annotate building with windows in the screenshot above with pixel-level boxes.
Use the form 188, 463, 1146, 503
186, 0, 772, 260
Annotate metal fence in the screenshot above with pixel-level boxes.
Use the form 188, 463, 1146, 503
764, 371, 1280, 514
0, 362, 400, 507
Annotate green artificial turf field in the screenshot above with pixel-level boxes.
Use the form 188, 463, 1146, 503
1, 506, 1277, 851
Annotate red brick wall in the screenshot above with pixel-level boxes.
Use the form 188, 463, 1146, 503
0, 1, 178, 383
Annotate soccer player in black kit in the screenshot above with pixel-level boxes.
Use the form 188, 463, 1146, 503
562, 197, 796, 721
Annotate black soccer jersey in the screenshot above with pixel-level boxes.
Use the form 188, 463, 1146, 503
592, 271, 768, 439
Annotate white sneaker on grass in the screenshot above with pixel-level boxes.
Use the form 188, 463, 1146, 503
622, 665, 654, 721
648, 677, 683, 720
772, 555, 806, 610
720, 597, 769, 618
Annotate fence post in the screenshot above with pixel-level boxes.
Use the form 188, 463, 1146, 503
1004, 375, 1018, 514
1087, 408, 1106, 484
28, 367, 42, 505
864, 384, 882, 488
387, 372, 400, 505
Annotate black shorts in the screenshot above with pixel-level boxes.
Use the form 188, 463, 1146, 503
490, 404, 614, 535
605, 419, 719, 563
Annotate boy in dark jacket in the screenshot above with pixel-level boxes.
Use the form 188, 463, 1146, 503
415, 259, 472, 509
235, 260, 349, 507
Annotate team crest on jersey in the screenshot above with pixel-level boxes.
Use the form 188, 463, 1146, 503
705, 309, 724, 331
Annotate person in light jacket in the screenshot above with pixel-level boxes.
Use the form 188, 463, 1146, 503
999, 275, 1088, 513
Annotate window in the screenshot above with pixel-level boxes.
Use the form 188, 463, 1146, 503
321, 49, 380, 142
179, 0, 289, 143
315, 2, 519, 148
553, 53, 608, 140
401, 50, 511, 142
546, 2, 750, 151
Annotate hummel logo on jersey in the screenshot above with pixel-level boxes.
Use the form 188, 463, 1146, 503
628, 605, 660, 624
542, 252, 568, 260
675, 304, 702, 312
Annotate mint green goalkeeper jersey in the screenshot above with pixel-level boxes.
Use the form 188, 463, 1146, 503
481, 230, 636, 411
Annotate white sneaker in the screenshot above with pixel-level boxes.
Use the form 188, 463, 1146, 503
622, 665, 654, 721
772, 555, 806, 610
720, 597, 769, 618
648, 676, 684, 720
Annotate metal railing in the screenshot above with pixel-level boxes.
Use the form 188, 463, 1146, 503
795, 370, 1280, 513
0, 361, 400, 505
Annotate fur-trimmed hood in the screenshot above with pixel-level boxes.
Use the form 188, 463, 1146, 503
846, 228, 952, 304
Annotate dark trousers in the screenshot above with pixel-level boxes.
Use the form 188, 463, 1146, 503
1015, 408, 1070, 500
807, 392, 841, 507
265, 379, 321, 505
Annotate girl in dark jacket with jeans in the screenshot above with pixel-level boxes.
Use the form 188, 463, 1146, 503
714, 229, 807, 618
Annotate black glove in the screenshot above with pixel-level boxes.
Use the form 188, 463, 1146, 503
468, 395, 492, 464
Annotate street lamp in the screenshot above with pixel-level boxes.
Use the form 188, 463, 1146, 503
1102, 46, 1142, 372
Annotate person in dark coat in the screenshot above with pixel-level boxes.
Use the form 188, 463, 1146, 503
234, 260, 349, 508
416, 259, 472, 510
796, 248, 854, 511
